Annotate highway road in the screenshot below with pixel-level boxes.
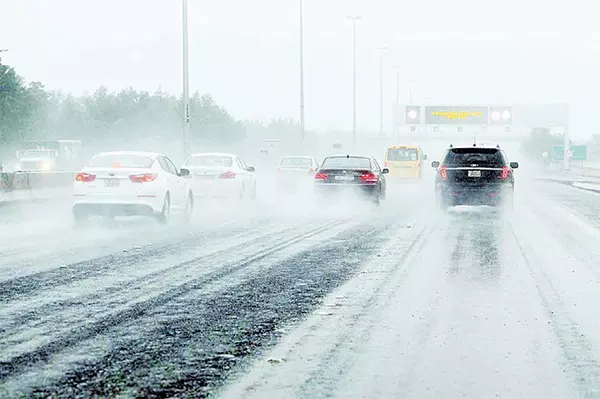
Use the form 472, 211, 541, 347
2, 175, 600, 398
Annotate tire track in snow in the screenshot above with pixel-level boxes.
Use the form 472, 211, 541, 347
0, 218, 273, 299
510, 223, 600, 398
0, 219, 349, 382
0, 222, 305, 333
20, 222, 390, 398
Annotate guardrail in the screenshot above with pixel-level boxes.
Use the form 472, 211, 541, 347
1, 171, 76, 192
580, 163, 600, 178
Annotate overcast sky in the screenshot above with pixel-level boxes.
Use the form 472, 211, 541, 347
2, 0, 598, 137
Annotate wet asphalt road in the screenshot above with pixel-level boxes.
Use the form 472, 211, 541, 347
2, 176, 600, 398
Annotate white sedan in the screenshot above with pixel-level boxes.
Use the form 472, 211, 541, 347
276, 156, 320, 192
72, 151, 193, 225
181, 152, 257, 200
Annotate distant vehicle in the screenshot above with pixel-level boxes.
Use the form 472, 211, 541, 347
181, 152, 257, 201
276, 156, 320, 193
17, 149, 57, 172
314, 155, 388, 205
431, 144, 519, 210
72, 151, 193, 226
384, 145, 427, 179
17, 139, 83, 171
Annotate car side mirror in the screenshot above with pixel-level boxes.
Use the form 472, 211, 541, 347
179, 168, 190, 177
247, 166, 255, 172
423, 154, 428, 160
510, 162, 519, 169
431, 161, 440, 168
382, 168, 389, 174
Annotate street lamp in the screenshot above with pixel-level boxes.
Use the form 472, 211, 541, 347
346, 16, 361, 148
299, 0, 305, 141
376, 46, 388, 136
182, 0, 190, 158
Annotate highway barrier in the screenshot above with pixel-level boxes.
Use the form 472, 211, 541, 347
0, 171, 76, 204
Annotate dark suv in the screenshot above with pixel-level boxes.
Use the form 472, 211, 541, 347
431, 144, 518, 210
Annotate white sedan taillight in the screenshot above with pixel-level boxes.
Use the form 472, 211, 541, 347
218, 171, 236, 179
129, 173, 158, 183
75, 173, 96, 182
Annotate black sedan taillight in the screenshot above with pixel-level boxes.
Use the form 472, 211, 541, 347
359, 172, 378, 183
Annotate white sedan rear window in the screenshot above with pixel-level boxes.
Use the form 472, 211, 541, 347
280, 157, 312, 167
88, 154, 154, 168
186, 155, 233, 167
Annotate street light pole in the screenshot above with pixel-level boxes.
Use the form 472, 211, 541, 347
299, 0, 305, 141
182, 0, 190, 159
392, 68, 400, 103
408, 79, 416, 105
376, 46, 388, 136
346, 16, 361, 148
391, 66, 402, 141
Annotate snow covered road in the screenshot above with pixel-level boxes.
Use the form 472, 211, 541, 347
2, 178, 600, 398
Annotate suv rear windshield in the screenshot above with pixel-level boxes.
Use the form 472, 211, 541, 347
387, 148, 418, 162
321, 157, 371, 169
443, 148, 505, 167
88, 154, 154, 168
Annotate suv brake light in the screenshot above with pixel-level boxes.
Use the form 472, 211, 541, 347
75, 172, 96, 182
501, 166, 510, 179
360, 172, 378, 183
314, 172, 328, 180
439, 166, 448, 180
129, 173, 158, 183
218, 170, 236, 179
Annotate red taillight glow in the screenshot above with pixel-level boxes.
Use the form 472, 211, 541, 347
501, 166, 510, 179
75, 173, 96, 182
439, 166, 448, 180
360, 172, 378, 183
218, 170, 236, 179
314, 172, 328, 180
129, 173, 158, 183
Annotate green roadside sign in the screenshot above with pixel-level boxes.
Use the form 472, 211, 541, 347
550, 145, 587, 161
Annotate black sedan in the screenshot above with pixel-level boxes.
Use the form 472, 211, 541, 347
313, 155, 388, 205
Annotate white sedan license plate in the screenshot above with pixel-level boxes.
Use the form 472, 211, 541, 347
104, 179, 120, 187
335, 175, 354, 181
468, 170, 481, 178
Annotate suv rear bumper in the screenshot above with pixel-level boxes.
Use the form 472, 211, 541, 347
437, 184, 513, 206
